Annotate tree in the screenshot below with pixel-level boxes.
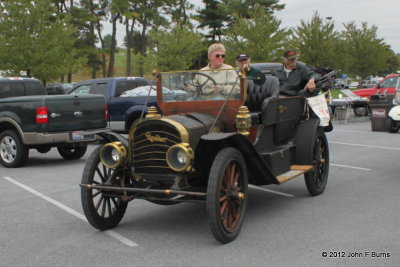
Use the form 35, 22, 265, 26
223, 8, 289, 64
194, 0, 228, 41
221, 0, 285, 23
149, 24, 203, 71
0, 0, 76, 84
289, 12, 343, 69
342, 21, 389, 79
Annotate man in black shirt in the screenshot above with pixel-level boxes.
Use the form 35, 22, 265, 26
273, 49, 320, 96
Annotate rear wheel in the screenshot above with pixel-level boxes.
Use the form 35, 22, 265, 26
206, 147, 248, 243
386, 118, 400, 133
57, 143, 87, 160
0, 130, 29, 168
304, 129, 329, 196
81, 146, 128, 230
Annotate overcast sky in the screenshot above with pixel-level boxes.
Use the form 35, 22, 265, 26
276, 0, 399, 53
106, 0, 399, 54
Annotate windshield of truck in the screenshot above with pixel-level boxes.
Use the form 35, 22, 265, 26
380, 76, 399, 88
160, 69, 240, 102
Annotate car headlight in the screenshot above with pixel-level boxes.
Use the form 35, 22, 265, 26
166, 143, 194, 172
100, 142, 127, 169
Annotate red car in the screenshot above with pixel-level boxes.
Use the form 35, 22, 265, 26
353, 74, 400, 98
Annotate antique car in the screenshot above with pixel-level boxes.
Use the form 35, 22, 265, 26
80, 67, 330, 243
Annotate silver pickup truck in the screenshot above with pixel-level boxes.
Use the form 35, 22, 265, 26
0, 77, 109, 167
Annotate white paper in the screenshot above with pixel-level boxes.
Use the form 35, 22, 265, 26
306, 94, 330, 126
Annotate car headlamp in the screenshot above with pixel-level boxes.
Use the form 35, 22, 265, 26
100, 142, 127, 169
166, 143, 193, 172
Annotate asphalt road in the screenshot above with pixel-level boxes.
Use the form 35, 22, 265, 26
1, 119, 399, 267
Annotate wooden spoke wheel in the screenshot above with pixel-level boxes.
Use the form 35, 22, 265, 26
206, 147, 248, 243
81, 146, 128, 230
304, 129, 329, 196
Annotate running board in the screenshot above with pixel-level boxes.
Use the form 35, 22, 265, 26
276, 165, 313, 184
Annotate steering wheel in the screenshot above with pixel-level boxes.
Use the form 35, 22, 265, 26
186, 72, 218, 96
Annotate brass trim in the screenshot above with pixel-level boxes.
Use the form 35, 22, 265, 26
160, 118, 189, 143
135, 130, 180, 140
99, 142, 127, 169
134, 151, 166, 157
134, 158, 167, 164
146, 106, 161, 119
159, 68, 237, 74
134, 165, 172, 169
278, 105, 287, 114
166, 143, 194, 172
133, 144, 171, 152
236, 105, 252, 136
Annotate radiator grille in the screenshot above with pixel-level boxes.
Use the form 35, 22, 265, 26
132, 122, 181, 174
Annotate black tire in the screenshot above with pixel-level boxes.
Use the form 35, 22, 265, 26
57, 143, 87, 160
37, 146, 51, 154
206, 147, 248, 243
386, 118, 400, 133
304, 129, 329, 196
0, 130, 29, 168
81, 146, 128, 230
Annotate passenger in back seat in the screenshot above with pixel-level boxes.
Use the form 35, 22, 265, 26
273, 49, 320, 97
235, 53, 266, 86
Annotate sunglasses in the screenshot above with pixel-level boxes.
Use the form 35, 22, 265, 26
215, 54, 225, 58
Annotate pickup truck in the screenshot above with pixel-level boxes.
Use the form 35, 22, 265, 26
69, 77, 160, 133
0, 77, 109, 167
353, 74, 400, 98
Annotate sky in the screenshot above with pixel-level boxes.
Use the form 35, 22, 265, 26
276, 0, 399, 53
106, 0, 400, 54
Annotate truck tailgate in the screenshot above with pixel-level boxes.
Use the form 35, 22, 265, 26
45, 94, 107, 132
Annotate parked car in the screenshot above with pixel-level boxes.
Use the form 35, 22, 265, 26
120, 85, 189, 100
45, 83, 74, 95
333, 79, 346, 89
345, 81, 359, 89
0, 77, 108, 167
361, 80, 377, 88
79, 68, 331, 243
353, 74, 400, 98
69, 77, 173, 133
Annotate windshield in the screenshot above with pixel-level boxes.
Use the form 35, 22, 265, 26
380, 76, 399, 88
159, 69, 240, 102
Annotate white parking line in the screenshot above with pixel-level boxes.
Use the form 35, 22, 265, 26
330, 163, 371, 171
3, 176, 138, 247
248, 184, 294, 197
330, 141, 400, 151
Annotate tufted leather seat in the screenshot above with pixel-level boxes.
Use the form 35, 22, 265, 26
245, 75, 280, 112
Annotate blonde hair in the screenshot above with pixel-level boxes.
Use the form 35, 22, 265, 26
208, 43, 226, 56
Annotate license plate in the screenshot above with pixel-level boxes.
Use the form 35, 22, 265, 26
71, 131, 94, 141
72, 131, 84, 141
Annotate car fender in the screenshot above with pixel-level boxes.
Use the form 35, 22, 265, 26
388, 106, 400, 121
0, 113, 25, 141
195, 132, 278, 185
124, 105, 153, 131
294, 118, 320, 165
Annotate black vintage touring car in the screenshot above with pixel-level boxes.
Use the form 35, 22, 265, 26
80, 67, 330, 243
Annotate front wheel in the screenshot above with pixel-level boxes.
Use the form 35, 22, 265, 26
81, 146, 128, 230
0, 130, 29, 168
57, 143, 87, 160
304, 129, 329, 196
206, 147, 248, 243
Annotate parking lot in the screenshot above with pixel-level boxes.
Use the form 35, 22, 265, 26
1, 119, 399, 267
